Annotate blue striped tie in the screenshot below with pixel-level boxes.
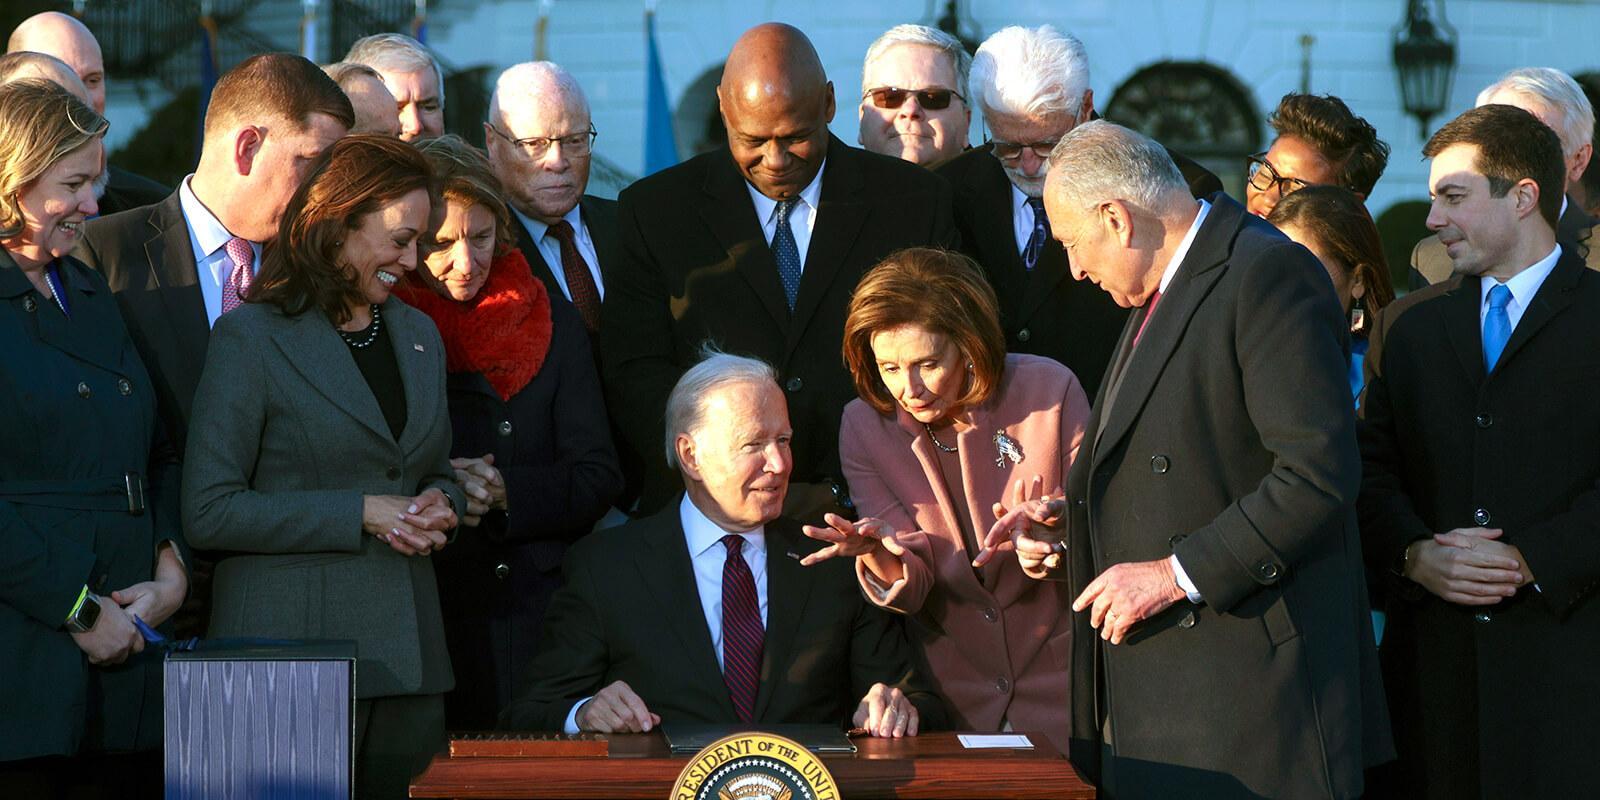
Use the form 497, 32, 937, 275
772, 199, 802, 309
1483, 283, 1513, 372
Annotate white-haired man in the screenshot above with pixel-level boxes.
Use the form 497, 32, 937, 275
7, 10, 169, 215
485, 61, 614, 332
856, 24, 971, 168
1412, 66, 1600, 286
936, 25, 1220, 399
344, 32, 444, 141
984, 120, 1389, 797
500, 352, 944, 737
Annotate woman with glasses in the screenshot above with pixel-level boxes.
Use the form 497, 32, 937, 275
1246, 93, 1390, 219
0, 79, 186, 797
801, 248, 1091, 756
395, 134, 622, 731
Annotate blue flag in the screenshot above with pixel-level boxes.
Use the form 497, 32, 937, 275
643, 9, 678, 175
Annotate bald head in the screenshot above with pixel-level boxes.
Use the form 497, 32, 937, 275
8, 12, 104, 114
717, 24, 835, 200
0, 51, 91, 104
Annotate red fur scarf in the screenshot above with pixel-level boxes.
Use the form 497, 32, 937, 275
396, 249, 552, 401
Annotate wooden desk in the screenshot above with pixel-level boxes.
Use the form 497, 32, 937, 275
410, 732, 1094, 799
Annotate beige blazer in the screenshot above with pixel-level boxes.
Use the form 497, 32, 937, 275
840, 354, 1090, 753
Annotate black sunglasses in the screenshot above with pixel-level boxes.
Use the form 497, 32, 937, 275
865, 86, 965, 111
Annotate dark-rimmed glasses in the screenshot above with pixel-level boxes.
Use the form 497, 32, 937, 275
987, 138, 1060, 163
487, 123, 597, 160
1245, 153, 1313, 195
864, 86, 965, 111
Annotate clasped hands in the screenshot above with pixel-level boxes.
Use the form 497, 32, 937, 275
451, 454, 507, 527
576, 679, 919, 737
72, 541, 188, 665
1404, 527, 1532, 605
363, 486, 458, 556
980, 475, 1187, 645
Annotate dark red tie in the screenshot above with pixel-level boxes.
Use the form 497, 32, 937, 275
1133, 289, 1162, 347
546, 220, 601, 332
719, 533, 763, 723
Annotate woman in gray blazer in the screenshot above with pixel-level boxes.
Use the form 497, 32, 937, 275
183, 135, 465, 798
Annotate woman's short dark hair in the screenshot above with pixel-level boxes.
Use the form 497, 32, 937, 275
251, 134, 437, 324
1268, 93, 1390, 197
1267, 185, 1395, 334
843, 247, 1006, 416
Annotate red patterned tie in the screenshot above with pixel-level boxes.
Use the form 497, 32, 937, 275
719, 534, 763, 724
1133, 289, 1162, 347
220, 236, 254, 314
546, 220, 601, 332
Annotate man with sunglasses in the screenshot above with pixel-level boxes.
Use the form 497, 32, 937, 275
1245, 93, 1389, 220
602, 23, 956, 519
936, 25, 1220, 399
857, 24, 971, 169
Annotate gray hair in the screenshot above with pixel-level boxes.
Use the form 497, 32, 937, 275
970, 25, 1089, 121
663, 348, 778, 468
344, 33, 445, 107
1045, 120, 1187, 213
321, 60, 382, 91
489, 61, 590, 126
1476, 67, 1594, 158
861, 24, 971, 100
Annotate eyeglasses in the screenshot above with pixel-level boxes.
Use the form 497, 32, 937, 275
987, 138, 1059, 163
1245, 153, 1313, 196
487, 123, 597, 160
864, 86, 965, 111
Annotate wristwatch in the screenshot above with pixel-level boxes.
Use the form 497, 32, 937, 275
66, 590, 101, 634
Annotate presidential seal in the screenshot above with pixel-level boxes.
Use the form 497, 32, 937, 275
670, 732, 839, 800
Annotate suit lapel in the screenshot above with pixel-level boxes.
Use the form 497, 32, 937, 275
1438, 274, 1488, 385
0, 252, 125, 373
510, 214, 563, 301
698, 152, 791, 332
1092, 206, 1232, 464
1017, 239, 1070, 325
581, 196, 620, 285
269, 309, 391, 441
756, 523, 814, 720
964, 158, 1031, 324
144, 195, 211, 375
1557, 196, 1594, 248
958, 404, 1014, 590
788, 137, 866, 355
1493, 250, 1584, 377
636, 509, 737, 719
387, 302, 441, 454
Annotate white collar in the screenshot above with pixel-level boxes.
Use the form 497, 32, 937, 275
1482, 243, 1561, 309
515, 203, 584, 243
1156, 198, 1212, 295
679, 493, 767, 560
746, 160, 826, 225
178, 174, 242, 256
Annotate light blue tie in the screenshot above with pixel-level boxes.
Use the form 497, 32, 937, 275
1483, 283, 1513, 372
772, 199, 802, 310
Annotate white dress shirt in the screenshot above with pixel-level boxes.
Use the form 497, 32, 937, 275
178, 175, 261, 327
514, 204, 604, 301
1479, 244, 1561, 333
1011, 184, 1039, 255
745, 161, 825, 269
563, 494, 770, 732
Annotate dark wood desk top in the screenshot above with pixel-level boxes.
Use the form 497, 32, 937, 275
410, 731, 1094, 799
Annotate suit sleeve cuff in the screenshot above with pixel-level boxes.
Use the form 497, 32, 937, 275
1170, 554, 1204, 604
860, 568, 906, 602
564, 696, 592, 734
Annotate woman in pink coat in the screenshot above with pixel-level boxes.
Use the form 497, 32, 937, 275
802, 248, 1090, 754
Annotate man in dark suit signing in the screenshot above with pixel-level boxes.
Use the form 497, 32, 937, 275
501, 353, 943, 736
1360, 104, 1600, 800
937, 25, 1220, 399
601, 23, 957, 517
986, 121, 1388, 797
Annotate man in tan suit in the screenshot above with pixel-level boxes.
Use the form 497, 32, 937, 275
1411, 67, 1600, 288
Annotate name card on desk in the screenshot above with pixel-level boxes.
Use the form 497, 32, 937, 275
959, 733, 1035, 749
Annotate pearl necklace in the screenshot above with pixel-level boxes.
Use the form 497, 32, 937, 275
338, 304, 383, 349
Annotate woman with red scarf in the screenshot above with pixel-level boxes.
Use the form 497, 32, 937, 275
397, 135, 622, 729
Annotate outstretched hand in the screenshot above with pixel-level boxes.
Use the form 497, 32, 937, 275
976, 475, 1066, 572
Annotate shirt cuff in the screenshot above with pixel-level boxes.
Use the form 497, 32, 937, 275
1169, 554, 1203, 604
564, 696, 593, 734
861, 568, 906, 602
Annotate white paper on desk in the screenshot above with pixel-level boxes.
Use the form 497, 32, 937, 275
958, 734, 1033, 749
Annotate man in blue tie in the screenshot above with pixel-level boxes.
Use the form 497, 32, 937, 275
1359, 103, 1600, 799
500, 352, 943, 737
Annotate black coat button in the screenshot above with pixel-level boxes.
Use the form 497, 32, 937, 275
498, 420, 514, 436
982, 607, 999, 623
1168, 533, 1187, 548
1074, 498, 1086, 507
1474, 508, 1491, 526
785, 377, 803, 392
23, 296, 37, 313
1475, 413, 1493, 429
77, 382, 91, 398
385, 467, 401, 480
1255, 560, 1281, 582
117, 378, 132, 396
494, 563, 511, 580
1017, 328, 1031, 343
995, 677, 1011, 693
1179, 611, 1197, 629
1151, 455, 1170, 474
